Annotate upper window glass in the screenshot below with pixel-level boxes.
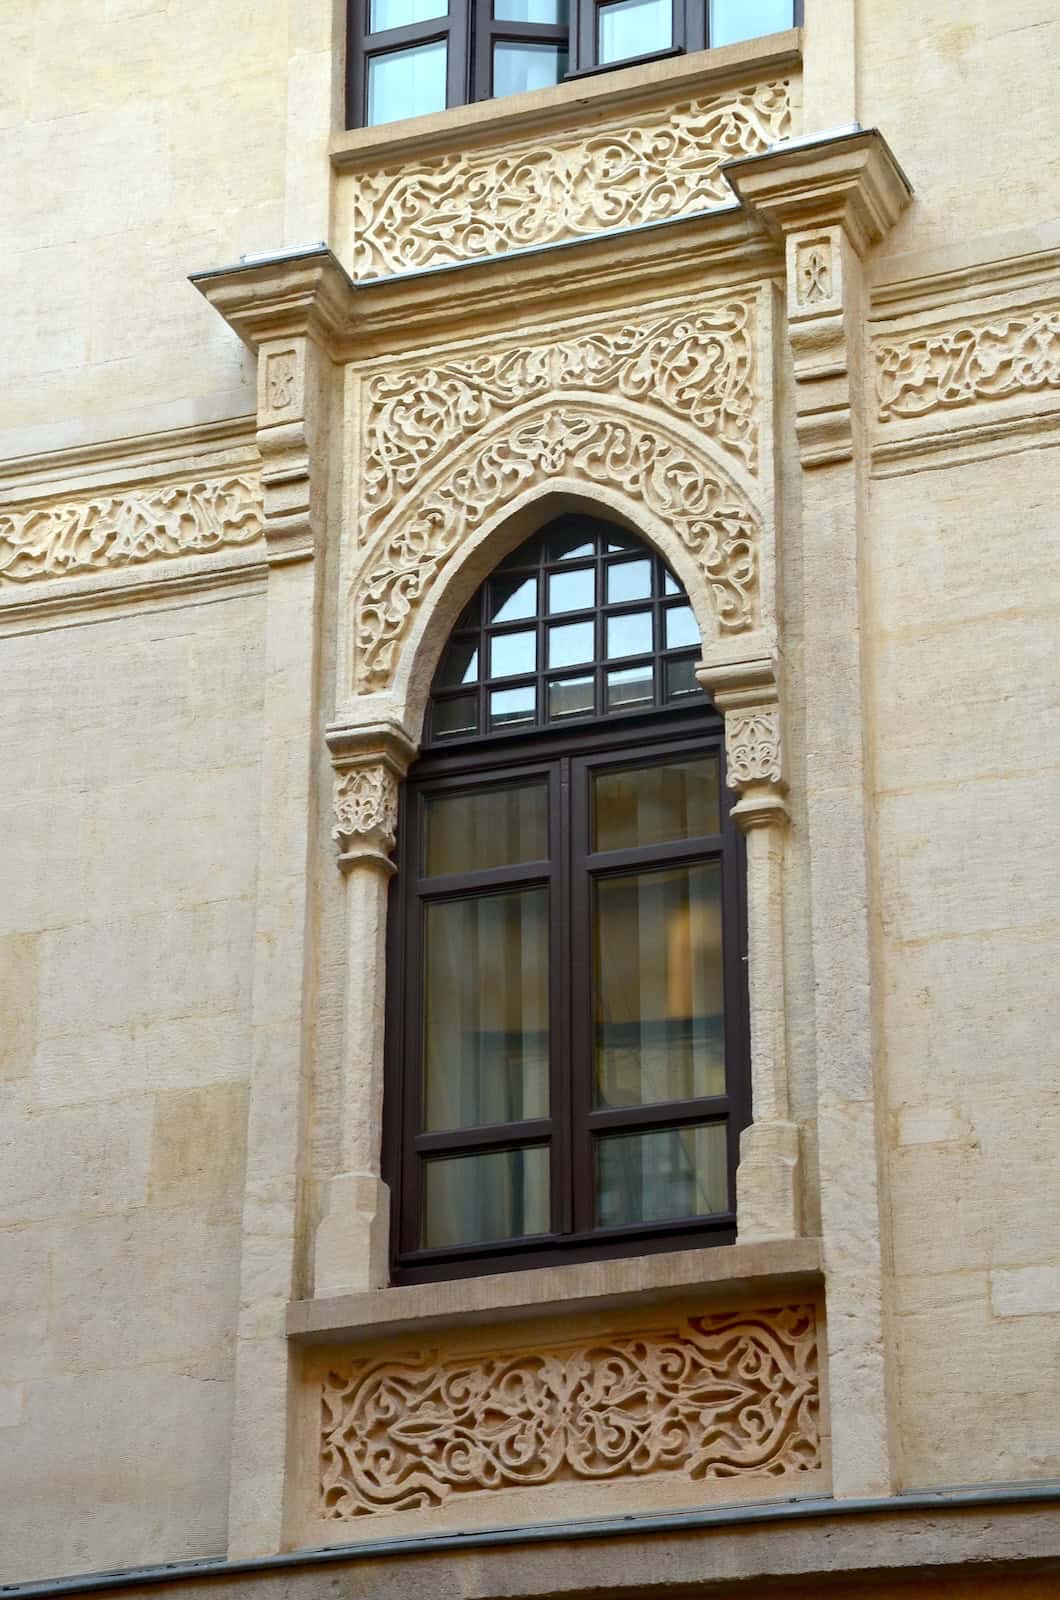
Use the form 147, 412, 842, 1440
427, 515, 705, 745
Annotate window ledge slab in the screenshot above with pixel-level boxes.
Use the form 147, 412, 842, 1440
287, 1237, 822, 1344
330, 30, 801, 172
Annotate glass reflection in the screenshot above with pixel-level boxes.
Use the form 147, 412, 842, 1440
490, 629, 537, 678
710, 0, 792, 48
665, 656, 700, 700
490, 575, 537, 623
432, 693, 477, 738
548, 567, 595, 614
367, 39, 447, 125
495, 0, 567, 17
664, 604, 699, 649
371, 0, 446, 28
494, 41, 568, 95
606, 611, 652, 658
595, 1122, 727, 1227
548, 620, 594, 668
436, 637, 479, 687
490, 684, 536, 726
423, 1145, 550, 1247
606, 664, 653, 709
606, 559, 652, 603
594, 757, 719, 851
424, 888, 548, 1129
549, 675, 594, 719
594, 862, 724, 1107
425, 781, 547, 875
598, 0, 671, 63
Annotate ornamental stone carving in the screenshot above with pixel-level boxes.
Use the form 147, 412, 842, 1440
726, 706, 783, 787
875, 306, 1060, 421
353, 407, 759, 691
349, 80, 791, 279
320, 1305, 820, 1519
0, 475, 262, 586
332, 765, 399, 863
361, 301, 758, 550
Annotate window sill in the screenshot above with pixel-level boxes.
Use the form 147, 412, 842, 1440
330, 28, 801, 172
287, 1235, 821, 1344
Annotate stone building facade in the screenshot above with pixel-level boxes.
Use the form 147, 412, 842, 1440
1, 1, 1058, 1595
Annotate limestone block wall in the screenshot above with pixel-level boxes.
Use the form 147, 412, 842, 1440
0, 585, 266, 1580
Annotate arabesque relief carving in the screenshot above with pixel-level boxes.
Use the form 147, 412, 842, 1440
353, 408, 759, 691
361, 301, 758, 550
875, 306, 1060, 421
0, 475, 262, 586
349, 81, 791, 279
726, 706, 783, 787
320, 1305, 820, 1519
332, 765, 399, 855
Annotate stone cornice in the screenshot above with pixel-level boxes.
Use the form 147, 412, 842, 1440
190, 246, 357, 352
724, 127, 912, 254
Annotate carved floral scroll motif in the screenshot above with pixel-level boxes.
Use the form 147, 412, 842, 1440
726, 706, 782, 787
0, 476, 263, 586
332, 765, 400, 855
320, 1305, 820, 1519
349, 81, 791, 279
361, 301, 758, 549
353, 408, 759, 691
875, 306, 1060, 421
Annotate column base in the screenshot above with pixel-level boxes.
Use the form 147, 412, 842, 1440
736, 1119, 801, 1241
313, 1173, 391, 1294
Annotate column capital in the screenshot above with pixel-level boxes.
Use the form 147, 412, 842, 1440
697, 656, 788, 830
327, 720, 417, 872
723, 127, 912, 255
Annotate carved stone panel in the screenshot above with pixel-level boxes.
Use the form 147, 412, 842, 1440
0, 475, 263, 586
875, 306, 1060, 421
318, 1305, 821, 1522
348, 81, 792, 279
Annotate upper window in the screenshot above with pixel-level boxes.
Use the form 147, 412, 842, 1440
348, 0, 796, 126
385, 517, 748, 1282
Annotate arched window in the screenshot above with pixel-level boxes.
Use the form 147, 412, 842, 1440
385, 514, 748, 1281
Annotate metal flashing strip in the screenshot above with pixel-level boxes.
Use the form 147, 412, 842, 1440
5, 1481, 1059, 1599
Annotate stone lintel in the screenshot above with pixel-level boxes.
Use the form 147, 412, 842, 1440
723, 126, 912, 254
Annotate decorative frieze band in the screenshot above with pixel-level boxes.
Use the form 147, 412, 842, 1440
875, 305, 1060, 422
0, 474, 262, 586
319, 1304, 821, 1520
349, 80, 791, 279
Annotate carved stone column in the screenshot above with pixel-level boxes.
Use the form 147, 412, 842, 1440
313, 722, 416, 1295
725, 130, 911, 1499
698, 656, 797, 1242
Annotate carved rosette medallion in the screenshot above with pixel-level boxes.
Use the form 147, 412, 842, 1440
875, 306, 1060, 421
350, 81, 791, 279
353, 407, 759, 692
320, 1305, 820, 1519
0, 475, 263, 586
332, 764, 400, 868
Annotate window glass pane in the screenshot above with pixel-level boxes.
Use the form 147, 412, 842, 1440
607, 663, 653, 709
548, 619, 594, 668
367, 39, 447, 125
549, 674, 594, 719
490, 684, 536, 726
423, 1145, 550, 1247
370, 0, 446, 29
606, 611, 652, 658
548, 567, 594, 614
606, 558, 651, 604
425, 781, 548, 875
493, 41, 568, 96
549, 527, 596, 561
664, 603, 699, 650
489, 575, 537, 623
496, 0, 567, 18
663, 569, 680, 595
710, 0, 792, 48
665, 655, 700, 700
598, 0, 671, 64
432, 693, 477, 738
490, 628, 536, 678
436, 637, 479, 687
594, 862, 725, 1107
594, 1122, 727, 1227
594, 756, 719, 851
424, 889, 548, 1130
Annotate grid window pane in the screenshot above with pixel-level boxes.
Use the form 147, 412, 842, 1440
664, 603, 700, 650
489, 575, 537, 623
594, 1122, 728, 1227
425, 781, 548, 875
598, 0, 671, 63
606, 558, 652, 603
490, 684, 536, 726
370, 0, 446, 28
494, 41, 568, 96
548, 619, 594, 668
495, 0, 567, 17
548, 567, 594, 614
432, 693, 478, 738
710, 0, 792, 48
423, 1145, 550, 1247
490, 629, 537, 678
666, 656, 700, 700
594, 862, 725, 1108
549, 674, 595, 719
367, 39, 447, 125
424, 888, 549, 1130
607, 663, 653, 709
606, 611, 652, 658
594, 757, 720, 852
436, 637, 479, 687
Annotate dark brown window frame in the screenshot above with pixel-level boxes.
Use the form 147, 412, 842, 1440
346, 0, 798, 126
384, 710, 750, 1284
